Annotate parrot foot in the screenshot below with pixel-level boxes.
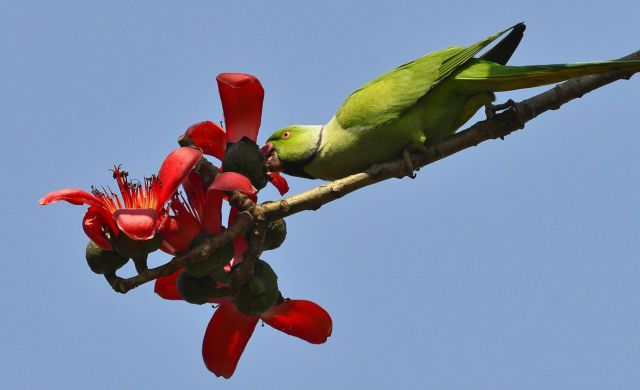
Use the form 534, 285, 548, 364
485, 99, 516, 119
402, 146, 426, 179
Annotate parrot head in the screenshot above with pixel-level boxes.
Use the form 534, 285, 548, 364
261, 125, 323, 179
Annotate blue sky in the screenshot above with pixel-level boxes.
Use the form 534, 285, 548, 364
3, 1, 640, 388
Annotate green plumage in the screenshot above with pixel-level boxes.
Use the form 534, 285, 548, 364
335, 26, 513, 131
265, 24, 640, 181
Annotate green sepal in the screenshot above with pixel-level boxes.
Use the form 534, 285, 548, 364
234, 260, 280, 316
177, 271, 224, 305
85, 241, 129, 275
209, 268, 233, 284
222, 137, 269, 190
264, 219, 287, 251
112, 233, 163, 259
184, 233, 234, 278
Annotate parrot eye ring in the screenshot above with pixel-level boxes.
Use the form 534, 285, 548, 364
281, 131, 292, 139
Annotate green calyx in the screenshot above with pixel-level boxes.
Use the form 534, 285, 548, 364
85, 241, 129, 275
234, 260, 280, 316
263, 219, 287, 251
184, 233, 234, 280
177, 271, 226, 305
112, 233, 163, 259
222, 137, 269, 190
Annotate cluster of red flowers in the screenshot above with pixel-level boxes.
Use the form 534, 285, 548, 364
40, 73, 332, 379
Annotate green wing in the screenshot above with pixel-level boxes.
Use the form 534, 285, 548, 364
335, 25, 520, 131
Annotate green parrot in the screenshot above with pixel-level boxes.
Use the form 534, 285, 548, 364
262, 24, 640, 181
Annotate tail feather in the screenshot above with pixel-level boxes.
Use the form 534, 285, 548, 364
480, 23, 526, 65
455, 59, 640, 92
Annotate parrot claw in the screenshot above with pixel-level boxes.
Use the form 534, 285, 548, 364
402, 148, 416, 178
485, 99, 517, 119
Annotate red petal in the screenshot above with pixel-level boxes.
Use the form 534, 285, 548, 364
154, 270, 183, 300
182, 171, 207, 218
185, 121, 227, 160
82, 208, 112, 250
228, 207, 248, 264
232, 236, 248, 265
216, 73, 264, 143
39, 188, 104, 209
203, 189, 223, 235
267, 172, 290, 196
182, 171, 223, 234
40, 189, 120, 237
156, 147, 203, 209
113, 208, 158, 240
209, 172, 257, 195
202, 303, 259, 379
159, 213, 201, 253
262, 300, 333, 344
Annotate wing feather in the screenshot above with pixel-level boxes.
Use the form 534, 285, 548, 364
335, 25, 520, 131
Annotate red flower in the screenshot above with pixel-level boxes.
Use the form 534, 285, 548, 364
153, 73, 325, 379
154, 168, 257, 300
39, 147, 202, 250
155, 273, 332, 379
153, 179, 332, 379
183, 73, 289, 196
202, 300, 332, 379
160, 171, 256, 255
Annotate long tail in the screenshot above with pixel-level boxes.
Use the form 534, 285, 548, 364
455, 58, 640, 92
480, 23, 526, 65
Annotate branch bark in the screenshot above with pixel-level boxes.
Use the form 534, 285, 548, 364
106, 49, 639, 294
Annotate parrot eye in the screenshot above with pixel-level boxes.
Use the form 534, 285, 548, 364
281, 131, 292, 140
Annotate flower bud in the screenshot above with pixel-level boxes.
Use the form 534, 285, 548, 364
113, 233, 163, 258
184, 233, 234, 278
264, 219, 287, 250
177, 271, 221, 305
234, 260, 279, 316
222, 137, 269, 190
85, 241, 129, 274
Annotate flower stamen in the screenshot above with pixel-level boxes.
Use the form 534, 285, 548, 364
89, 166, 164, 214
